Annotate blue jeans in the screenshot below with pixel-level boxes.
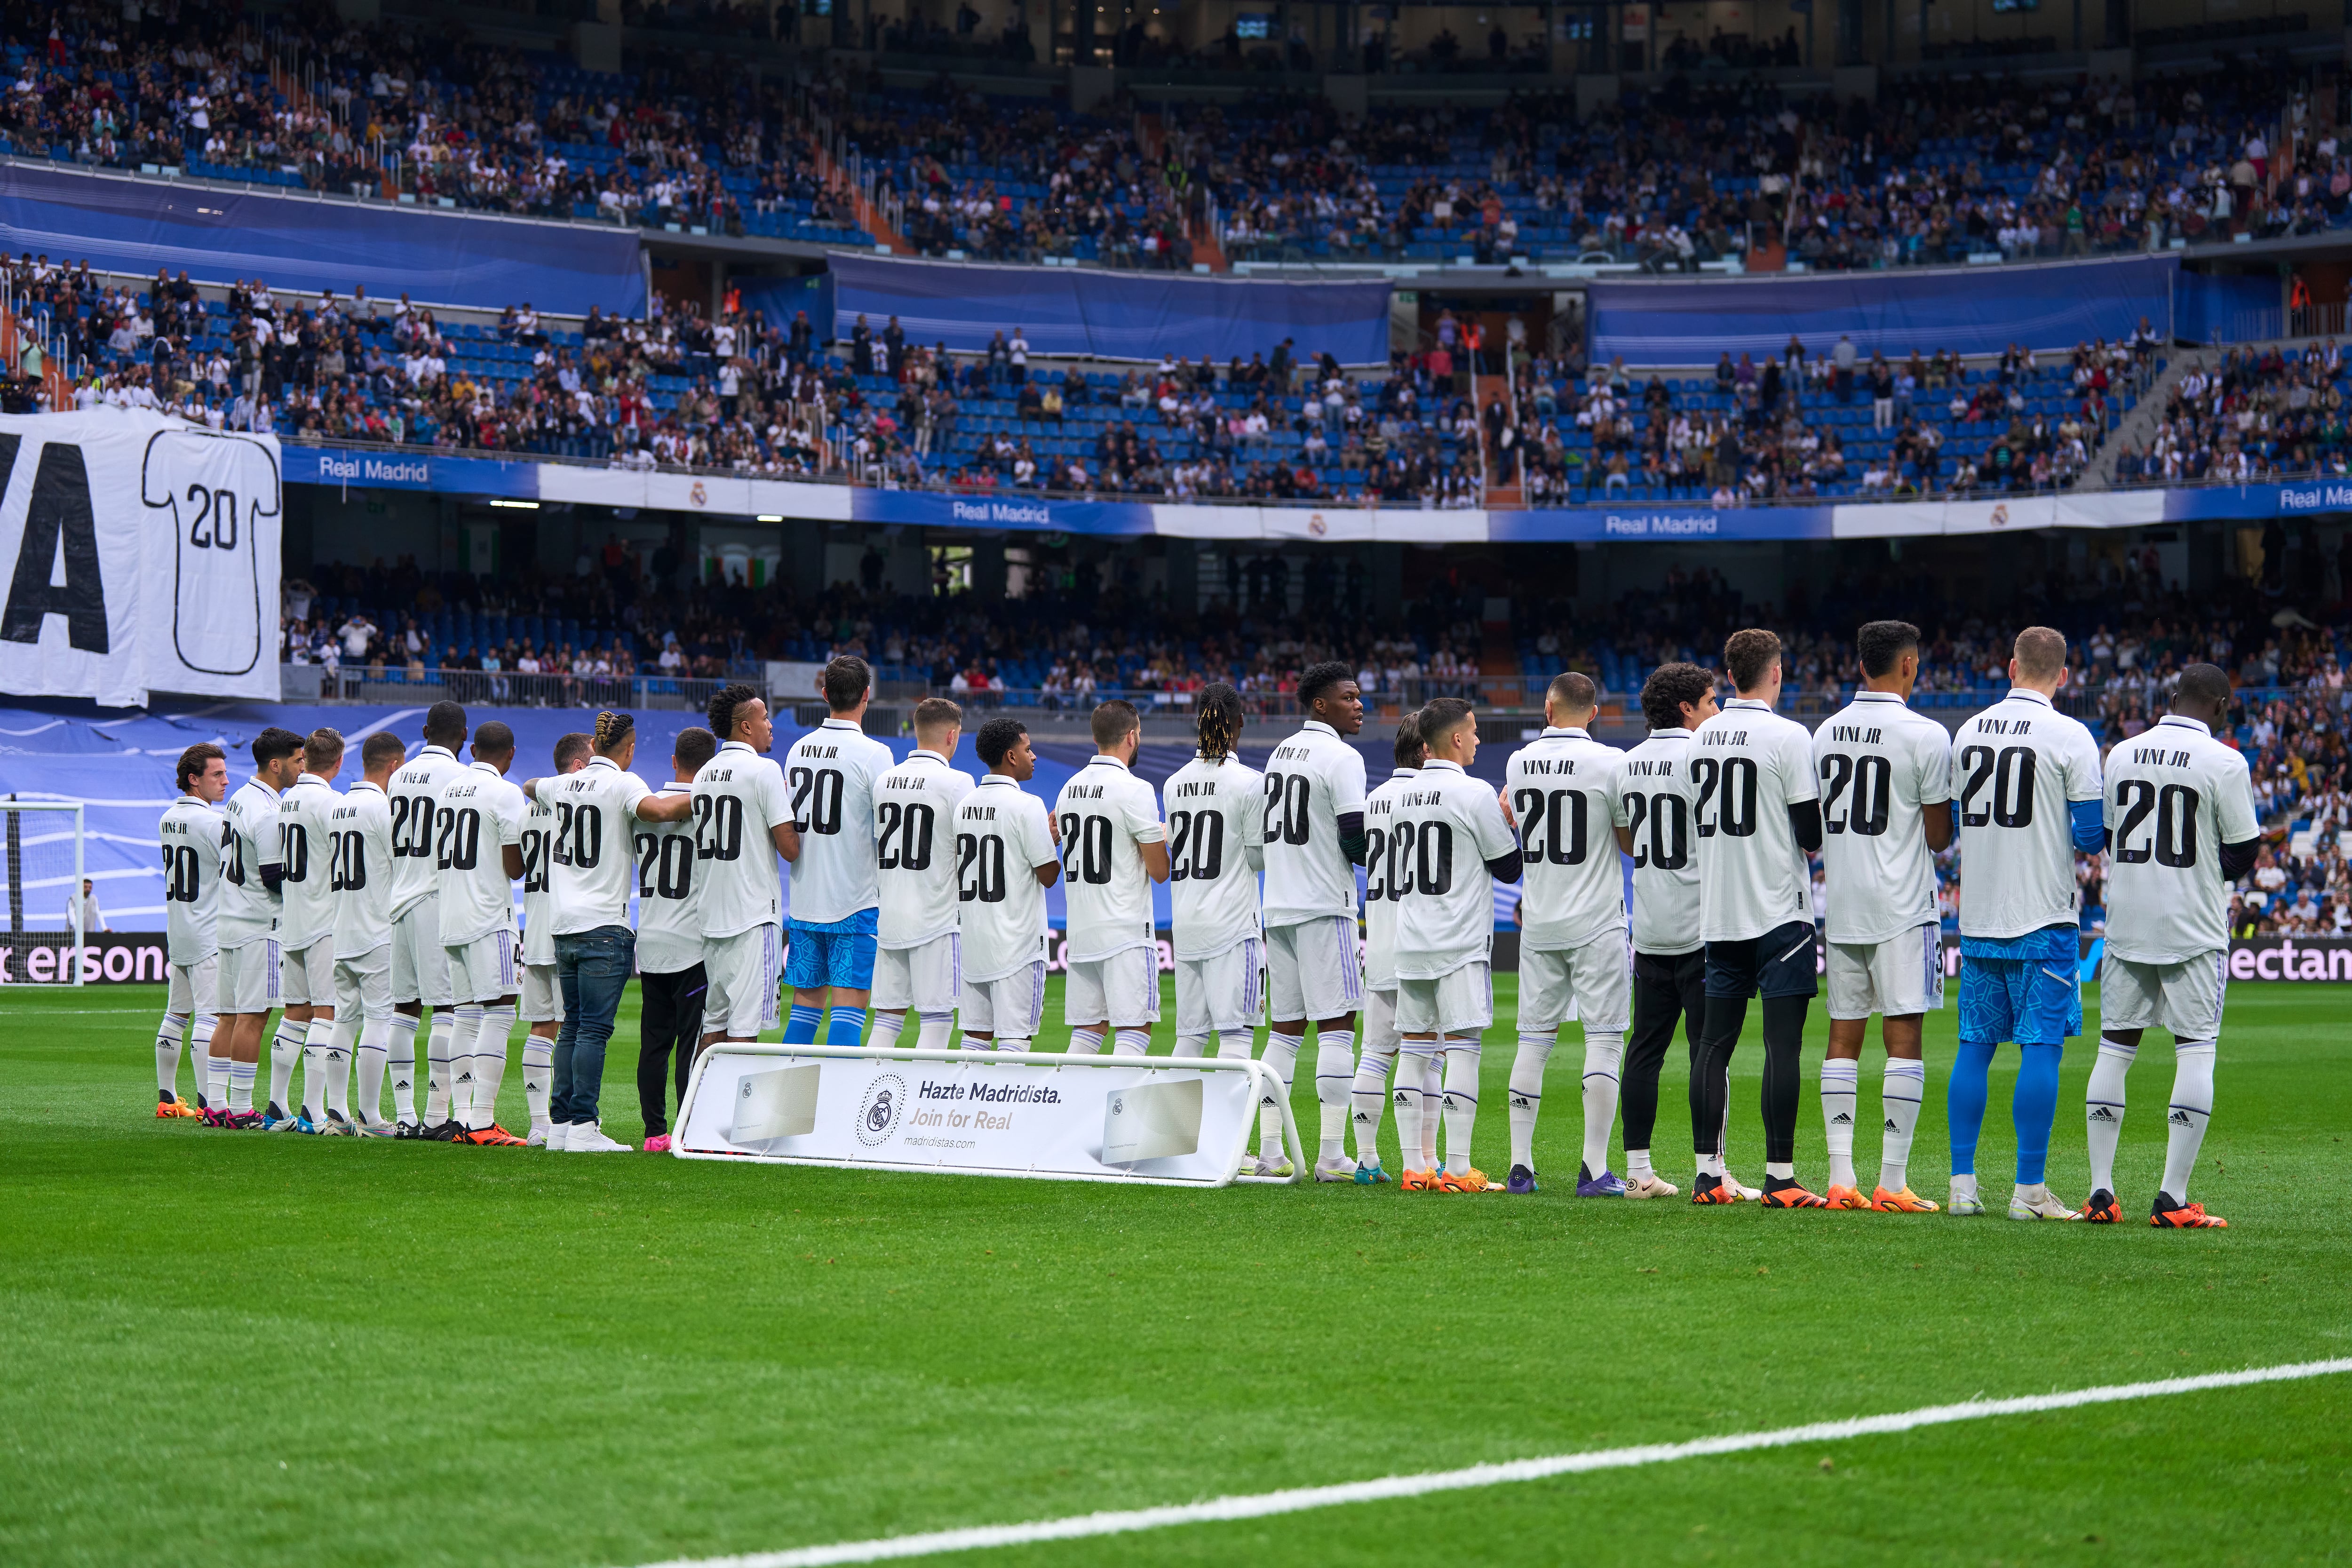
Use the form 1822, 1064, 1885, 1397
553, 925, 635, 1126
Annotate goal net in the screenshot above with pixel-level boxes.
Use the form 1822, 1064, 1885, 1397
0, 798, 85, 986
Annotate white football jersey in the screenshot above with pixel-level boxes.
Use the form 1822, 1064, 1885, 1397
548, 755, 651, 936
158, 794, 225, 966
1392, 758, 1517, 979
2102, 715, 2259, 964
274, 773, 342, 953
1053, 755, 1168, 963
1685, 699, 1818, 942
632, 782, 705, 974
1811, 692, 1952, 945
1161, 752, 1267, 961
692, 740, 793, 939
1951, 689, 2103, 940
1361, 767, 1417, 989
954, 773, 1058, 983
874, 749, 977, 949
388, 743, 467, 917
328, 781, 394, 961
1506, 727, 1628, 950
1261, 719, 1369, 927
436, 762, 527, 946
519, 792, 558, 965
783, 717, 895, 924
218, 777, 283, 946
1612, 729, 1701, 957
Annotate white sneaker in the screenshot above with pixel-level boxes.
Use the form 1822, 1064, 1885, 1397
1948, 1179, 1986, 1217
525, 1124, 550, 1148
566, 1122, 634, 1153
1623, 1172, 1680, 1199
1248, 1154, 1295, 1179
1312, 1154, 1357, 1183
545, 1122, 570, 1152
2009, 1183, 2079, 1221
1724, 1170, 1764, 1202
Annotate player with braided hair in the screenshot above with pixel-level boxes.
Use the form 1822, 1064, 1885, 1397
1161, 684, 1268, 1066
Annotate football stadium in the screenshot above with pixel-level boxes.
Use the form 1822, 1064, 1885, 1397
4, 0, 2351, 1561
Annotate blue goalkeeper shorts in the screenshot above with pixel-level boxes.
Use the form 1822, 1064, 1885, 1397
784, 908, 879, 992
1958, 955, 2082, 1046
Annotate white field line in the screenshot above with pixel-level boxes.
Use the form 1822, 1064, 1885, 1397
631, 1358, 2352, 1568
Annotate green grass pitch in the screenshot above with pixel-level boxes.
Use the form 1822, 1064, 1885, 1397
4, 977, 2349, 1568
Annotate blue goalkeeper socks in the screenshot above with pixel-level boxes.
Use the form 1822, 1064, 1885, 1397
2012, 1042, 2063, 1185
826, 1005, 868, 1047
782, 1004, 823, 1045
1947, 1037, 1995, 1178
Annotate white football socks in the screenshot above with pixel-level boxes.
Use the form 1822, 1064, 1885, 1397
389, 1014, 421, 1123
1112, 1028, 1152, 1057
323, 1015, 355, 1122
1067, 1027, 1106, 1056
1394, 1044, 1434, 1170
187, 1014, 217, 1106
207, 1042, 231, 1112
424, 1011, 455, 1124
299, 1017, 336, 1121
1880, 1057, 1926, 1194
1507, 1030, 1552, 1173
1420, 1050, 1444, 1169
522, 1031, 555, 1132
1257, 1031, 1301, 1158
2161, 1042, 2216, 1203
268, 1017, 306, 1112
1820, 1057, 1860, 1190
156, 1011, 188, 1098
1313, 1031, 1355, 1164
1172, 1033, 1209, 1058
1216, 1028, 1253, 1060
869, 1011, 907, 1051
471, 1003, 516, 1130
1580, 1030, 1624, 1179
228, 1056, 257, 1112
1440, 1036, 1482, 1176
1350, 1041, 1398, 1168
444, 1004, 485, 1126
2085, 1034, 2136, 1194
914, 1013, 955, 1051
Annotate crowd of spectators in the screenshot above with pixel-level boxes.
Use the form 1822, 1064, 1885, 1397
2111, 340, 2352, 486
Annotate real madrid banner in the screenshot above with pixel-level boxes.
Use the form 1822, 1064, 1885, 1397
0, 410, 281, 708
671, 1045, 1300, 1187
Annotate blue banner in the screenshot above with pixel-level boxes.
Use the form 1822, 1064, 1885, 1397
850, 488, 1157, 535
1590, 255, 2177, 366
281, 445, 540, 498
1488, 504, 1833, 541
2166, 479, 2352, 521
0, 162, 646, 316
830, 254, 1391, 364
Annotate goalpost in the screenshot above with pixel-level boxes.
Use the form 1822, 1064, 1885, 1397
0, 797, 86, 986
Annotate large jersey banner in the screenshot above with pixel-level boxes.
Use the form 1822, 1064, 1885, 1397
671, 1044, 1298, 1186
0, 411, 280, 708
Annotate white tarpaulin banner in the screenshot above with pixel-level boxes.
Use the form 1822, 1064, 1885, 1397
0, 411, 280, 707
672, 1045, 1300, 1186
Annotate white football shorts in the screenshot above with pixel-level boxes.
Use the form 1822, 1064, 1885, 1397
278, 941, 335, 1009
1065, 944, 1162, 1029
333, 945, 393, 1020
1518, 936, 1631, 1033
874, 933, 961, 1014
519, 961, 563, 1025
1395, 960, 1493, 1037
2098, 948, 2227, 1041
705, 923, 782, 1038
218, 938, 280, 1014
390, 897, 452, 1009
1827, 923, 1946, 1021
445, 928, 519, 1004
1266, 914, 1363, 1023
1175, 936, 1262, 1036
166, 955, 219, 1019
961, 960, 1047, 1042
